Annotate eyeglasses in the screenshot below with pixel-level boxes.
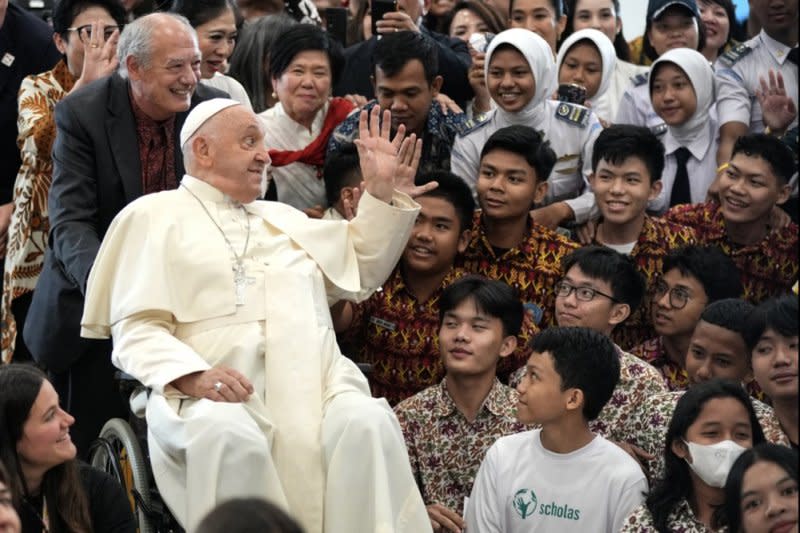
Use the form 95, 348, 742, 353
652, 279, 692, 310
66, 24, 123, 44
555, 281, 619, 303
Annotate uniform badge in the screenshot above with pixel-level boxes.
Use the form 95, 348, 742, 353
369, 316, 396, 331
720, 42, 753, 65
631, 72, 649, 87
554, 102, 589, 127
650, 123, 668, 137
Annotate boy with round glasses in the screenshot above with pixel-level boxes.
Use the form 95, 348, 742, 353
631, 245, 743, 391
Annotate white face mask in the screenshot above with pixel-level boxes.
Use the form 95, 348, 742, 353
683, 439, 748, 488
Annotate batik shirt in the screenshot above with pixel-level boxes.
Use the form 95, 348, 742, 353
622, 390, 790, 481
459, 211, 579, 328
632, 336, 690, 391
394, 378, 528, 514
595, 215, 696, 351
665, 201, 798, 304
342, 266, 536, 405
621, 500, 726, 533
328, 100, 472, 175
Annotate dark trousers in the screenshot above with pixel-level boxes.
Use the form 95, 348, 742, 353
10, 291, 34, 363
49, 340, 128, 459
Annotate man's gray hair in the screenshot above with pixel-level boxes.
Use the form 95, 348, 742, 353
117, 13, 197, 78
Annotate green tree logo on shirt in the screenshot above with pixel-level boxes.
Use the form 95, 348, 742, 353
513, 488, 538, 519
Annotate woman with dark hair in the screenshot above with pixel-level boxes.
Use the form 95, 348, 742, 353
621, 379, 767, 532
444, 0, 506, 41
1, 0, 125, 365
724, 443, 798, 533
228, 14, 297, 113
560, 0, 648, 122
0, 365, 134, 533
617, 0, 707, 129
698, 0, 738, 63
170, 0, 252, 108
196, 498, 305, 533
0, 461, 22, 533
258, 23, 352, 211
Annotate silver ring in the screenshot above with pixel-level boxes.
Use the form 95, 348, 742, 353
214, 381, 223, 392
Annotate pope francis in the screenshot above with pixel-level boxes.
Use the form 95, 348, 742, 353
80, 98, 435, 533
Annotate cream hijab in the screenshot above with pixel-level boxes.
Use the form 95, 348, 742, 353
484, 28, 556, 126
649, 48, 715, 146
555, 28, 617, 110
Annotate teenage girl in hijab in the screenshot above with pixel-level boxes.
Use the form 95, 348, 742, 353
647, 47, 718, 213
556, 28, 617, 126
451, 28, 603, 228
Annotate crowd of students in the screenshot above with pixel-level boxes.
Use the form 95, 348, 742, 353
0, 0, 798, 531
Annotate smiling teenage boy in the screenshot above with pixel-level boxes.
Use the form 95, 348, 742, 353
466, 327, 648, 533
665, 134, 798, 304
394, 276, 530, 533
459, 125, 578, 329
584, 124, 696, 349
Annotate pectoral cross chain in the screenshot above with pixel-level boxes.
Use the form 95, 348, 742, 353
234, 261, 256, 306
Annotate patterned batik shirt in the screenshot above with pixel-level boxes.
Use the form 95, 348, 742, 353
394, 378, 529, 514
665, 202, 798, 304
342, 266, 537, 405
621, 390, 790, 481
327, 99, 471, 175
597, 215, 696, 351
2, 60, 75, 363
632, 336, 691, 391
459, 211, 579, 329
621, 500, 726, 533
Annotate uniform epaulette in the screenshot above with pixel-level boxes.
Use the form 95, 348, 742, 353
650, 123, 668, 137
456, 114, 491, 137
631, 72, 649, 87
554, 102, 589, 128
720, 42, 753, 65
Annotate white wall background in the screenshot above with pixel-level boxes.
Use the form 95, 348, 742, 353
618, 0, 649, 41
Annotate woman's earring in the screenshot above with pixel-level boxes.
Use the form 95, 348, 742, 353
271, 91, 277, 98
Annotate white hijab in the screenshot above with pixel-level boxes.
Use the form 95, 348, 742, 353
555, 28, 617, 110
485, 28, 556, 126
649, 48, 714, 146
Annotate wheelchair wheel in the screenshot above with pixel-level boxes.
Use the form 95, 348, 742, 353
90, 418, 154, 533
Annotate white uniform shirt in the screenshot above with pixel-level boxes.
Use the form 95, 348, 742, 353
594, 60, 649, 125
450, 100, 603, 223
615, 72, 664, 131
465, 429, 648, 533
200, 72, 254, 111
715, 30, 799, 133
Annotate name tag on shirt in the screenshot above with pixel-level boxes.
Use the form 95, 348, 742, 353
369, 316, 396, 331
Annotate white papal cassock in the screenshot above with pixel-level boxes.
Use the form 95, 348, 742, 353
81, 175, 433, 533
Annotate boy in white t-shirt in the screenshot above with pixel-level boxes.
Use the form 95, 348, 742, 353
465, 326, 648, 533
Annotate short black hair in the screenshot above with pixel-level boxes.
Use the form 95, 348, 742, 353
269, 23, 345, 87
744, 295, 799, 352
196, 498, 304, 533
439, 276, 523, 337
52, 0, 126, 35
662, 245, 743, 302
699, 298, 755, 336
170, 0, 242, 29
529, 327, 620, 420
323, 143, 362, 207
415, 171, 476, 233
724, 443, 799, 533
372, 31, 439, 85
509, 0, 561, 19
480, 125, 557, 184
561, 246, 646, 314
731, 134, 797, 186
643, 4, 706, 62
591, 124, 665, 184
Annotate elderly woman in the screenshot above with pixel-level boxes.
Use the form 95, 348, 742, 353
0, 0, 125, 365
258, 23, 353, 210
228, 13, 297, 113
170, 0, 253, 109
0, 365, 135, 533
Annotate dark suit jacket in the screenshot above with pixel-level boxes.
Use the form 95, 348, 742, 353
0, 1, 61, 202
24, 73, 227, 372
333, 27, 474, 110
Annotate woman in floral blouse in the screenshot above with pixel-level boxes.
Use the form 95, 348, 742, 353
0, 0, 125, 363
621, 379, 766, 532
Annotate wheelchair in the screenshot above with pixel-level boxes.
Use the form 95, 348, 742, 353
88, 373, 182, 533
